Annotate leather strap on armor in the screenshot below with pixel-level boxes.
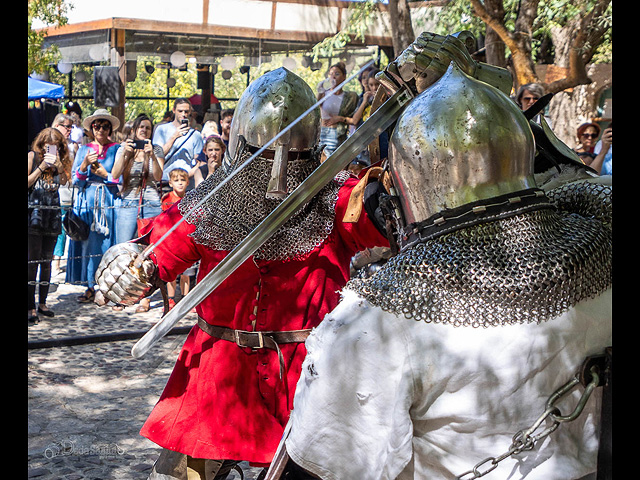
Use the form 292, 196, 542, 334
343, 166, 388, 224
197, 317, 311, 379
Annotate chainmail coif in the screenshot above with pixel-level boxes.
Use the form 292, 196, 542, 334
348, 181, 612, 327
178, 149, 344, 261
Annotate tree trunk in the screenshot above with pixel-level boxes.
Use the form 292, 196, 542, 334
484, 28, 506, 67
483, 0, 507, 67
469, 0, 539, 87
387, 0, 415, 57
470, 0, 610, 93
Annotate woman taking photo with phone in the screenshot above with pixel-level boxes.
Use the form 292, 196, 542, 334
65, 109, 121, 304
28, 128, 72, 323
111, 113, 165, 311
573, 122, 601, 162
113, 113, 165, 243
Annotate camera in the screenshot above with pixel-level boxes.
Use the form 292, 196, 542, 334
133, 139, 147, 149
29, 189, 61, 232
29, 192, 43, 229
181, 119, 189, 126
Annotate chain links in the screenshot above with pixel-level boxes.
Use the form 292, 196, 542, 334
457, 365, 602, 479
349, 181, 612, 328
178, 149, 342, 261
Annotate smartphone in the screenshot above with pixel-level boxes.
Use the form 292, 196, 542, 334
45, 144, 57, 156
181, 119, 189, 136
133, 139, 147, 149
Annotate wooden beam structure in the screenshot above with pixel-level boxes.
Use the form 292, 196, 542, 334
40, 17, 393, 51
36, 0, 441, 124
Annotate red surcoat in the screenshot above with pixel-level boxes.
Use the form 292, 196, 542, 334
139, 176, 387, 464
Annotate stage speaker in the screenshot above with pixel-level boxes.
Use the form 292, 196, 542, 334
93, 66, 121, 107
197, 66, 211, 90
126, 61, 137, 82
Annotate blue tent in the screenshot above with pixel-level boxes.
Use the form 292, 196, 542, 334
28, 76, 65, 100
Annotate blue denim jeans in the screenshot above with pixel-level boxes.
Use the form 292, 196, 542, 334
320, 126, 340, 157
115, 197, 162, 244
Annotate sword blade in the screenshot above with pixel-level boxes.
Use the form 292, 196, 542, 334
264, 419, 293, 480
131, 85, 413, 358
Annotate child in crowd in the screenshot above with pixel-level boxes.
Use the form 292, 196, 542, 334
162, 167, 189, 212
161, 167, 197, 310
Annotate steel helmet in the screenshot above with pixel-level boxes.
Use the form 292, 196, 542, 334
226, 67, 320, 198
389, 62, 537, 228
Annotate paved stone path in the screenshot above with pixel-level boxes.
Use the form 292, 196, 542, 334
28, 278, 265, 479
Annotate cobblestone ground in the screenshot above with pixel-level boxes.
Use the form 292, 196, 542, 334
28, 277, 265, 480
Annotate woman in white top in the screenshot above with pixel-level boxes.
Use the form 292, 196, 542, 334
316, 62, 358, 159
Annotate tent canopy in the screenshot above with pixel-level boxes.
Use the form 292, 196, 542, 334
189, 93, 220, 106
28, 77, 65, 100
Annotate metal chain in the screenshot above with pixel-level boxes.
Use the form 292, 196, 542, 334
27, 200, 168, 210
457, 365, 601, 480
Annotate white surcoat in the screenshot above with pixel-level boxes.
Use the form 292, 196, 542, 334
286, 288, 612, 480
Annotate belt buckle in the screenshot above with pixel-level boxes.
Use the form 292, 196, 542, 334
234, 329, 264, 349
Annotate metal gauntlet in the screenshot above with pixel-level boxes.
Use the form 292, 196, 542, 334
94, 243, 158, 306
377, 31, 512, 97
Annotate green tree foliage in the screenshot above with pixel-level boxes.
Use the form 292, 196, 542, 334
330, 0, 611, 91
28, 0, 70, 75
426, 0, 611, 65
312, 0, 380, 60
48, 52, 374, 125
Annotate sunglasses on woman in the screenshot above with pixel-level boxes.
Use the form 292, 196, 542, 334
92, 123, 111, 131
581, 133, 598, 139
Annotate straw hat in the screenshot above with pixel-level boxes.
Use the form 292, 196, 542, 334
82, 108, 120, 131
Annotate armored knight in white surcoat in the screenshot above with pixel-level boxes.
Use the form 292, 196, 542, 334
270, 38, 612, 480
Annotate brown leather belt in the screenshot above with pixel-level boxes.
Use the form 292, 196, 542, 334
197, 317, 311, 379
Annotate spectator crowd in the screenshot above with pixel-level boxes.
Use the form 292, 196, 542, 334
27, 70, 612, 324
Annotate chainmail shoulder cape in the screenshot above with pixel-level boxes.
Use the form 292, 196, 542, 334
178, 149, 351, 261
347, 180, 612, 327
